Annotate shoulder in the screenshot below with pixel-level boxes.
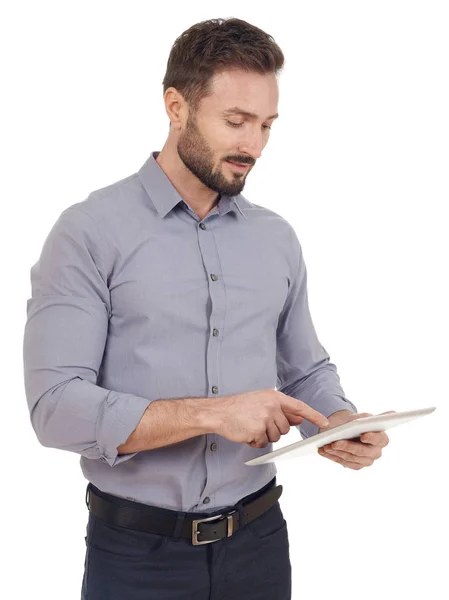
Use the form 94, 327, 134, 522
236, 194, 301, 252
65, 171, 143, 224
55, 169, 153, 253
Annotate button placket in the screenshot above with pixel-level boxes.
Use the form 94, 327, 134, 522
196, 217, 224, 509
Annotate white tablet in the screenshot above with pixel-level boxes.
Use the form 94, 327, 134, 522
244, 406, 436, 466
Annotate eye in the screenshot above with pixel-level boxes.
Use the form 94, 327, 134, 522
226, 121, 272, 130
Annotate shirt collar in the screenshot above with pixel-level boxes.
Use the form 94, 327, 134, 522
138, 151, 247, 220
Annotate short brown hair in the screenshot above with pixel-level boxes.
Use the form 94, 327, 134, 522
162, 18, 285, 115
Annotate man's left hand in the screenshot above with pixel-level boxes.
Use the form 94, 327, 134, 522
317, 409, 395, 470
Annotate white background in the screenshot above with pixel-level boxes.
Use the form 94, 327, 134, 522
2, 1, 448, 598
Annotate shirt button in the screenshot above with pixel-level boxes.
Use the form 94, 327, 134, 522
199, 223, 206, 230
212, 386, 219, 394
210, 442, 217, 451
203, 497, 210, 504
213, 328, 219, 336
210, 274, 218, 281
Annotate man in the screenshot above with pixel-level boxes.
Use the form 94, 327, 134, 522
23, 17, 390, 600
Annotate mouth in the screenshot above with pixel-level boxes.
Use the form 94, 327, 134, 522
226, 160, 250, 173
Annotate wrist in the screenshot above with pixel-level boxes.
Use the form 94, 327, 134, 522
190, 396, 223, 435
319, 409, 356, 432
194, 395, 232, 435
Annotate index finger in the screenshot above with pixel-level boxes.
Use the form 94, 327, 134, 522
281, 396, 330, 429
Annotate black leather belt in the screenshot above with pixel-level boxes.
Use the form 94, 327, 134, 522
86, 480, 283, 546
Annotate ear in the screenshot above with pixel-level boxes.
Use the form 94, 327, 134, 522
163, 87, 187, 131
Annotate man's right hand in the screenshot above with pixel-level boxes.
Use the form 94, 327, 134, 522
213, 389, 330, 448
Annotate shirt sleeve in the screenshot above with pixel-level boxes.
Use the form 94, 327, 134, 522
276, 226, 358, 439
23, 204, 153, 467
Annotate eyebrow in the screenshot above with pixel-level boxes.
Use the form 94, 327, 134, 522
222, 107, 279, 121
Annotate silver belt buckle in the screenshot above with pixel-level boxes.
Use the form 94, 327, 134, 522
192, 510, 237, 545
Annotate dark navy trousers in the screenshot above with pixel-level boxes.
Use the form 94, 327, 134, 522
81, 479, 292, 599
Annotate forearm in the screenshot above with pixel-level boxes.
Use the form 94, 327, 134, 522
117, 396, 224, 455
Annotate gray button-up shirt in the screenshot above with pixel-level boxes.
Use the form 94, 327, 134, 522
23, 151, 357, 513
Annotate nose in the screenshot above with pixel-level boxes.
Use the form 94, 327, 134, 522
237, 129, 265, 161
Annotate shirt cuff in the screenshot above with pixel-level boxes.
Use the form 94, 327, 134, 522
96, 392, 154, 467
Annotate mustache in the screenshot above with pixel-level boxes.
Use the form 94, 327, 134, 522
225, 158, 254, 166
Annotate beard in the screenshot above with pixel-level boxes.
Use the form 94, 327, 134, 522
177, 113, 251, 197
